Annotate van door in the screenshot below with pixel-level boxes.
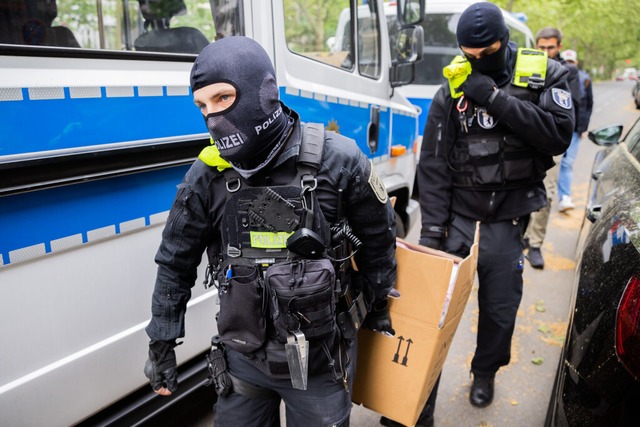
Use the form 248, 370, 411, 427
268, 0, 420, 231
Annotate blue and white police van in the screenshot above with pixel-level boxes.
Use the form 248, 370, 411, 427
0, 0, 425, 425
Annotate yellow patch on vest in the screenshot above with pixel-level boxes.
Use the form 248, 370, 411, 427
250, 231, 294, 249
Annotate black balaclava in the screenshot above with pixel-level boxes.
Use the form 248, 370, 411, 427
190, 36, 290, 173
456, 2, 511, 86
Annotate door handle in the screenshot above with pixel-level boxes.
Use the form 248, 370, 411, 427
586, 204, 601, 223
367, 105, 380, 154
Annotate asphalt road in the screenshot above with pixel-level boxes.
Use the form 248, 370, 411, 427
192, 79, 640, 427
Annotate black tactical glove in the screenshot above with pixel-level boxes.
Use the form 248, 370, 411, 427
460, 71, 498, 106
363, 299, 395, 336
144, 340, 180, 394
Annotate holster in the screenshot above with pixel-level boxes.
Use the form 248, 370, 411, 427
205, 336, 232, 396
337, 287, 368, 340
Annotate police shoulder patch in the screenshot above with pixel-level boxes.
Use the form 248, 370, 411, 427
368, 165, 388, 204
476, 108, 497, 129
551, 88, 573, 110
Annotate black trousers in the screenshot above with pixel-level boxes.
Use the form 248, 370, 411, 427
444, 214, 526, 375
214, 338, 355, 427
416, 214, 526, 423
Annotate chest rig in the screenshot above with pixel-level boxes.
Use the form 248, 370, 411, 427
445, 48, 553, 190
218, 123, 330, 266
205, 123, 365, 390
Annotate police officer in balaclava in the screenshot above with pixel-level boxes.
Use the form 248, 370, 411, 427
378, 3, 574, 426
144, 36, 397, 427
191, 36, 294, 175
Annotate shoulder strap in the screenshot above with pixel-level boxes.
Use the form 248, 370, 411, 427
298, 123, 325, 172
220, 123, 326, 194
295, 122, 325, 189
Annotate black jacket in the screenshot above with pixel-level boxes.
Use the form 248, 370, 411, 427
576, 70, 594, 133
558, 57, 581, 130
418, 45, 574, 244
146, 108, 397, 342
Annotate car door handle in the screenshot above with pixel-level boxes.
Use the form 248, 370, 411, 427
586, 204, 601, 223
586, 168, 604, 223
367, 105, 380, 154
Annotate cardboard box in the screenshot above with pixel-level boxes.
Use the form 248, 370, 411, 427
352, 225, 479, 426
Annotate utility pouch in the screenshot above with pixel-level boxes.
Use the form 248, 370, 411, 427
265, 258, 336, 343
216, 264, 267, 353
502, 135, 536, 182
337, 290, 368, 340
467, 138, 502, 186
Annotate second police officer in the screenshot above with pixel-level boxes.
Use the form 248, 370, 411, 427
408, 2, 574, 424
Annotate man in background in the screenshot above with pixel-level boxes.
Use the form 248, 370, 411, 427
557, 49, 594, 212
523, 27, 580, 269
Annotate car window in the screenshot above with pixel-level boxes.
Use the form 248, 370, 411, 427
510, 27, 530, 48
0, 0, 244, 54
625, 118, 640, 161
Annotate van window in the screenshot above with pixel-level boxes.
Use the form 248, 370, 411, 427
412, 12, 459, 85
284, 0, 353, 70
0, 0, 243, 54
356, 0, 381, 78
509, 27, 531, 49
388, 11, 533, 86
284, 0, 381, 79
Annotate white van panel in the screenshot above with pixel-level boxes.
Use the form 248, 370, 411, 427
0, 224, 215, 426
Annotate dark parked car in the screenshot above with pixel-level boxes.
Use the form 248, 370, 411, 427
633, 80, 640, 109
545, 118, 640, 426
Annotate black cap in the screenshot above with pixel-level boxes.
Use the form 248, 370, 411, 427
456, 2, 509, 48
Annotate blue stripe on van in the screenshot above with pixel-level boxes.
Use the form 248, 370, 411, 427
0, 166, 188, 265
0, 85, 417, 265
0, 87, 203, 156
407, 96, 433, 137
280, 88, 417, 157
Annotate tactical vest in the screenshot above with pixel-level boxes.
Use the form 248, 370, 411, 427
200, 123, 368, 391
445, 49, 554, 190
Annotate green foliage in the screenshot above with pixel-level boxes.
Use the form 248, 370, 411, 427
495, 0, 640, 79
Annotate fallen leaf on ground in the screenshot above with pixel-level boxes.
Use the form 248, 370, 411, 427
538, 324, 550, 334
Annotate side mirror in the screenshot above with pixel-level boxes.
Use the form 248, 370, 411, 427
588, 124, 623, 146
395, 25, 423, 64
396, 0, 425, 26
390, 26, 424, 87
